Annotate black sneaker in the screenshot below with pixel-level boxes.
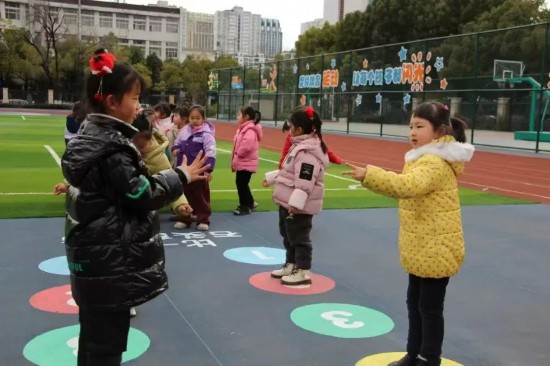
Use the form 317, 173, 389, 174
250, 201, 259, 211
388, 354, 417, 366
233, 206, 251, 215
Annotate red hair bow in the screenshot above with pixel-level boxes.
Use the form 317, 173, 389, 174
89, 49, 116, 102
89, 50, 116, 76
305, 106, 314, 120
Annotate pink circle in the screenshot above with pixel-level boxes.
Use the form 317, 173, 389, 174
30, 284, 79, 314
249, 272, 335, 295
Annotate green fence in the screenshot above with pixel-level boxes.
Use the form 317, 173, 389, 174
210, 23, 550, 153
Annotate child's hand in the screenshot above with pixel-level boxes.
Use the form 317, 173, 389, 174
176, 204, 193, 215
172, 148, 179, 157
180, 150, 210, 182
342, 163, 367, 182
53, 183, 69, 195
206, 173, 213, 182
261, 180, 269, 187
288, 206, 298, 214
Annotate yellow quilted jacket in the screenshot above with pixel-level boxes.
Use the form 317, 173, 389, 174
362, 136, 475, 278
141, 131, 189, 211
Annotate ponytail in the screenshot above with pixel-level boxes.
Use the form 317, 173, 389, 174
450, 117, 468, 143
254, 111, 262, 125
312, 113, 328, 154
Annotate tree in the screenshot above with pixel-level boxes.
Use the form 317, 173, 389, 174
161, 59, 184, 89
145, 53, 163, 86
133, 63, 152, 90
180, 55, 212, 104
19, 0, 67, 93
0, 29, 42, 89
334, 12, 370, 52
119, 45, 145, 65
295, 23, 337, 57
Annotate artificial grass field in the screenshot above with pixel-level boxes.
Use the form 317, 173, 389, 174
0, 113, 532, 219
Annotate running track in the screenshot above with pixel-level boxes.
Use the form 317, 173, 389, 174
214, 122, 550, 204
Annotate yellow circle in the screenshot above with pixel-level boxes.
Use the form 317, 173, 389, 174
356, 352, 463, 366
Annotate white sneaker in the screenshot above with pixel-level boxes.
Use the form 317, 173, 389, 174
281, 269, 312, 286
196, 223, 209, 231
173, 222, 189, 230
130, 307, 137, 318
271, 263, 295, 279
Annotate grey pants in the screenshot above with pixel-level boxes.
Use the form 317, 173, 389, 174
278, 206, 313, 269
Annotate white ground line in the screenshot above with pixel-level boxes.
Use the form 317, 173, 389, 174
44, 145, 61, 168
216, 147, 357, 183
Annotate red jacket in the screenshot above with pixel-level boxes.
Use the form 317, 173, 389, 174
278, 132, 342, 169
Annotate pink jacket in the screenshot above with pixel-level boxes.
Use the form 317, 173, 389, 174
231, 121, 262, 172
265, 134, 328, 215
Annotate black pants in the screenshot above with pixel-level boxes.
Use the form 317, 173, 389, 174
278, 206, 313, 269
235, 170, 254, 208
406, 274, 450, 364
77, 307, 130, 366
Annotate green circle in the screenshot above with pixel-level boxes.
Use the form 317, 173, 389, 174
290, 303, 394, 338
23, 325, 150, 365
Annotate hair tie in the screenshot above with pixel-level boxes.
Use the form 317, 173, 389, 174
305, 106, 314, 120
89, 49, 116, 102
443, 104, 449, 111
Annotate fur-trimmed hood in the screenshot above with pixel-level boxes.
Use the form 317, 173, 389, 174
405, 136, 474, 176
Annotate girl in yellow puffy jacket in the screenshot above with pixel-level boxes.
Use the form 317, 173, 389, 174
344, 101, 474, 366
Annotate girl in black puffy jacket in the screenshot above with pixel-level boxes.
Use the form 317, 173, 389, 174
62, 49, 209, 366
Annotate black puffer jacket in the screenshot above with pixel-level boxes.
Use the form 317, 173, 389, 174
62, 113, 188, 311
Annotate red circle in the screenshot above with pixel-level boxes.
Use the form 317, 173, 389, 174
249, 272, 335, 295
30, 284, 79, 314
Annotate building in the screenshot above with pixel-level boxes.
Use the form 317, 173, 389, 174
300, 18, 326, 35
0, 0, 222, 61
260, 18, 282, 58
214, 6, 261, 57
323, 0, 371, 24
186, 12, 214, 51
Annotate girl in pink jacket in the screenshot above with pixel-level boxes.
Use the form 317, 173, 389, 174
232, 106, 262, 215
262, 106, 329, 286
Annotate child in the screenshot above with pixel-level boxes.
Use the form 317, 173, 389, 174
153, 102, 172, 136
61, 49, 209, 366
231, 106, 262, 215
132, 111, 193, 228
172, 105, 216, 230
343, 101, 474, 366
278, 119, 343, 168
166, 106, 189, 167
263, 106, 328, 286
64, 101, 84, 146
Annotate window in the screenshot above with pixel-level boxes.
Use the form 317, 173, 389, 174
116, 14, 128, 29
165, 41, 177, 48
63, 9, 78, 25
133, 15, 145, 30
166, 22, 178, 33
118, 38, 129, 45
81, 10, 94, 26
82, 35, 95, 43
149, 47, 161, 56
149, 41, 161, 46
99, 12, 112, 28
149, 17, 161, 32
166, 48, 178, 59
5, 2, 21, 20
132, 39, 145, 46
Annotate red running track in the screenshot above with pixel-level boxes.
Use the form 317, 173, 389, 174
214, 122, 550, 204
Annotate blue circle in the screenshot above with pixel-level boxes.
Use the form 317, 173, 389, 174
39, 256, 70, 275
223, 247, 285, 265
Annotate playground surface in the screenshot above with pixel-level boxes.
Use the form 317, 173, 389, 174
2, 205, 550, 366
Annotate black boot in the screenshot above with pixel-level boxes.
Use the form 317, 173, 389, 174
388, 354, 417, 366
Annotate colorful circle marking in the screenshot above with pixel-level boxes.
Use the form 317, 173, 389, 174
38, 256, 70, 276
224, 247, 285, 265
30, 284, 78, 314
249, 271, 335, 295
23, 325, 150, 366
290, 303, 394, 338
356, 352, 462, 366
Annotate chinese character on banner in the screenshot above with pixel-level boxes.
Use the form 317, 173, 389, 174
172, 232, 207, 240
183, 239, 217, 248
209, 231, 242, 238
